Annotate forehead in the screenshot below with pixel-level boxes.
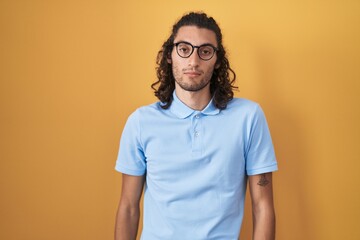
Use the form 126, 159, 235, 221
174, 25, 218, 47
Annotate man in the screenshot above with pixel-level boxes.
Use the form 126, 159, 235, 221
115, 12, 278, 240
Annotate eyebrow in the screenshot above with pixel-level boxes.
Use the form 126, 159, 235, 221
175, 40, 218, 48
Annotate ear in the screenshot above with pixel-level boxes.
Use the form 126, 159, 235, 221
166, 51, 172, 64
215, 62, 220, 69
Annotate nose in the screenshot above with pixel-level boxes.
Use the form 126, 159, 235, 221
187, 49, 201, 67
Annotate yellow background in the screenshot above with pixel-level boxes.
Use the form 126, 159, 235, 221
1, 1, 359, 239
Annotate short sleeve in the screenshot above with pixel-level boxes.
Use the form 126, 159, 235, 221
245, 104, 278, 176
115, 110, 146, 176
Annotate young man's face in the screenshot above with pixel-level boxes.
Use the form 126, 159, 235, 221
169, 26, 219, 93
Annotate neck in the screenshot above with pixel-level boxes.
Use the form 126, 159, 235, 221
175, 87, 212, 111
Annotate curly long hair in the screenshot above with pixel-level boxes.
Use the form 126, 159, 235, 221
151, 12, 237, 110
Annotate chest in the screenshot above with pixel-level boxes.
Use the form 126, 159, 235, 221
141, 115, 248, 181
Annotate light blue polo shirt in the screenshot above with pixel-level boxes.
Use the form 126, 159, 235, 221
115, 92, 278, 240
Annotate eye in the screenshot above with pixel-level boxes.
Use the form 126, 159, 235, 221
199, 46, 213, 56
179, 47, 189, 53
177, 43, 191, 54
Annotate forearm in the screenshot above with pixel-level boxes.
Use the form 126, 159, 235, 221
115, 205, 140, 240
252, 206, 275, 240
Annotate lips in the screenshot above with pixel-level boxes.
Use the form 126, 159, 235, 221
184, 71, 201, 77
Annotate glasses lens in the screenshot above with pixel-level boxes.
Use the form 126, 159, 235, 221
198, 45, 215, 60
176, 43, 193, 58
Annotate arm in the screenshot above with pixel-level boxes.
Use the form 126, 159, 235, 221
115, 174, 145, 240
249, 172, 276, 240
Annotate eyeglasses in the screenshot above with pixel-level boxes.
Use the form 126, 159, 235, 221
174, 41, 218, 61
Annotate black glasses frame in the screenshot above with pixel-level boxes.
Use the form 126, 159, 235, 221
174, 41, 218, 61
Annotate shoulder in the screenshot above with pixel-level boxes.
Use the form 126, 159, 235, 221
126, 101, 165, 123
228, 97, 259, 107
221, 98, 270, 125
133, 101, 164, 116
225, 97, 261, 115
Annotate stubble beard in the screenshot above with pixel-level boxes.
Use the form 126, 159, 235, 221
172, 66, 213, 92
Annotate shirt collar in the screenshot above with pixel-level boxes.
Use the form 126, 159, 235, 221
169, 91, 220, 119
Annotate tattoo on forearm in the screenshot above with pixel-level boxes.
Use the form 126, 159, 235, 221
257, 174, 270, 187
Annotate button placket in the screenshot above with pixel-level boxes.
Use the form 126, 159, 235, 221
192, 112, 201, 152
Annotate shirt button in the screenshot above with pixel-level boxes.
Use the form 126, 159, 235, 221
195, 131, 199, 137
195, 114, 200, 119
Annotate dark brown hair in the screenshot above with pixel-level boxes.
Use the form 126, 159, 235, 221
151, 12, 237, 109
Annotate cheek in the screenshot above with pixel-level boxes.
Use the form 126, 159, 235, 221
171, 58, 187, 71
172, 64, 182, 76
206, 63, 216, 74
204, 65, 216, 80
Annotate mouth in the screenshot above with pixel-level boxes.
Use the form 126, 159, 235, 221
184, 71, 201, 77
